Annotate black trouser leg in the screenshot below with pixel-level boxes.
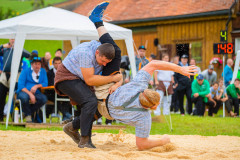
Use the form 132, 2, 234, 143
0, 83, 8, 120
230, 97, 239, 116
186, 86, 192, 114
57, 79, 98, 136
224, 99, 233, 113
213, 99, 221, 114
99, 33, 121, 76
177, 89, 185, 114
192, 96, 205, 116
206, 100, 215, 116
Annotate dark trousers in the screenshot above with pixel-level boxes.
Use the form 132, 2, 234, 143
170, 88, 179, 112
224, 99, 233, 113
57, 79, 97, 136
229, 96, 239, 116
177, 85, 192, 114
17, 91, 48, 116
67, 33, 121, 135
192, 96, 214, 116
208, 99, 221, 116
0, 82, 8, 120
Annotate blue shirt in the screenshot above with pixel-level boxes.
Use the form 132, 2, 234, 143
108, 70, 152, 138
222, 65, 233, 86
17, 67, 48, 93
0, 56, 3, 70
210, 87, 219, 98
63, 41, 103, 81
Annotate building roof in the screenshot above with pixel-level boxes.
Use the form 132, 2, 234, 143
74, 0, 235, 23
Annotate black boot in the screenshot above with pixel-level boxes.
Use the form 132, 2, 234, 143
63, 122, 81, 144
78, 136, 96, 148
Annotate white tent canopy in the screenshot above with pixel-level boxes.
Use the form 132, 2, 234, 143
0, 6, 136, 127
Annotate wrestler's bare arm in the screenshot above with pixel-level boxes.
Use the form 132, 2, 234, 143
142, 60, 197, 78
81, 67, 122, 86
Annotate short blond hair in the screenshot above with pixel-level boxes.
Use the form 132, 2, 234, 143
139, 89, 160, 108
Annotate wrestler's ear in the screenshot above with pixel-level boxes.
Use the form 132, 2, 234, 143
95, 49, 100, 56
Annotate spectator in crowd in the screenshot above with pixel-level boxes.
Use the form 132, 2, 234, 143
0, 39, 30, 122
41, 51, 52, 72
170, 55, 179, 113
190, 58, 201, 74
136, 45, 149, 71
154, 53, 174, 115
0, 56, 3, 74
201, 64, 217, 86
22, 50, 38, 70
149, 54, 157, 61
17, 56, 48, 122
49, 49, 63, 69
175, 54, 192, 115
191, 74, 214, 116
226, 78, 240, 116
222, 58, 233, 87
208, 82, 221, 116
45, 57, 72, 120
218, 78, 235, 117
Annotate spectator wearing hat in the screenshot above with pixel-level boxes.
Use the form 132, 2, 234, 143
191, 74, 214, 116
201, 65, 217, 86
175, 54, 192, 115
222, 58, 233, 87
17, 56, 48, 122
149, 54, 157, 61
136, 45, 150, 71
22, 50, 39, 70
226, 78, 240, 116
0, 39, 30, 122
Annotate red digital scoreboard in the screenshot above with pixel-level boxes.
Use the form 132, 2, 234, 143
213, 43, 234, 55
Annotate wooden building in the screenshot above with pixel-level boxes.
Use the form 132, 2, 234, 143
65, 0, 240, 72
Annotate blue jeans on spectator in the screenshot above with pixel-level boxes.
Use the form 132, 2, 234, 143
17, 91, 47, 116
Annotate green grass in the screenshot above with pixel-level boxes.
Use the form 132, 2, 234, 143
1, 114, 240, 136
0, 0, 67, 14
0, 39, 63, 57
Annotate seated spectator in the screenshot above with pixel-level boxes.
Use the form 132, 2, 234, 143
17, 56, 48, 122
45, 57, 72, 121
201, 65, 217, 86
208, 82, 221, 116
191, 74, 214, 116
222, 58, 233, 87
218, 78, 235, 117
226, 78, 240, 116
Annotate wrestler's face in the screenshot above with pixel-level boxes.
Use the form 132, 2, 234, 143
95, 50, 112, 66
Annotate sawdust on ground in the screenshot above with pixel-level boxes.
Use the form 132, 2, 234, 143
0, 130, 240, 160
